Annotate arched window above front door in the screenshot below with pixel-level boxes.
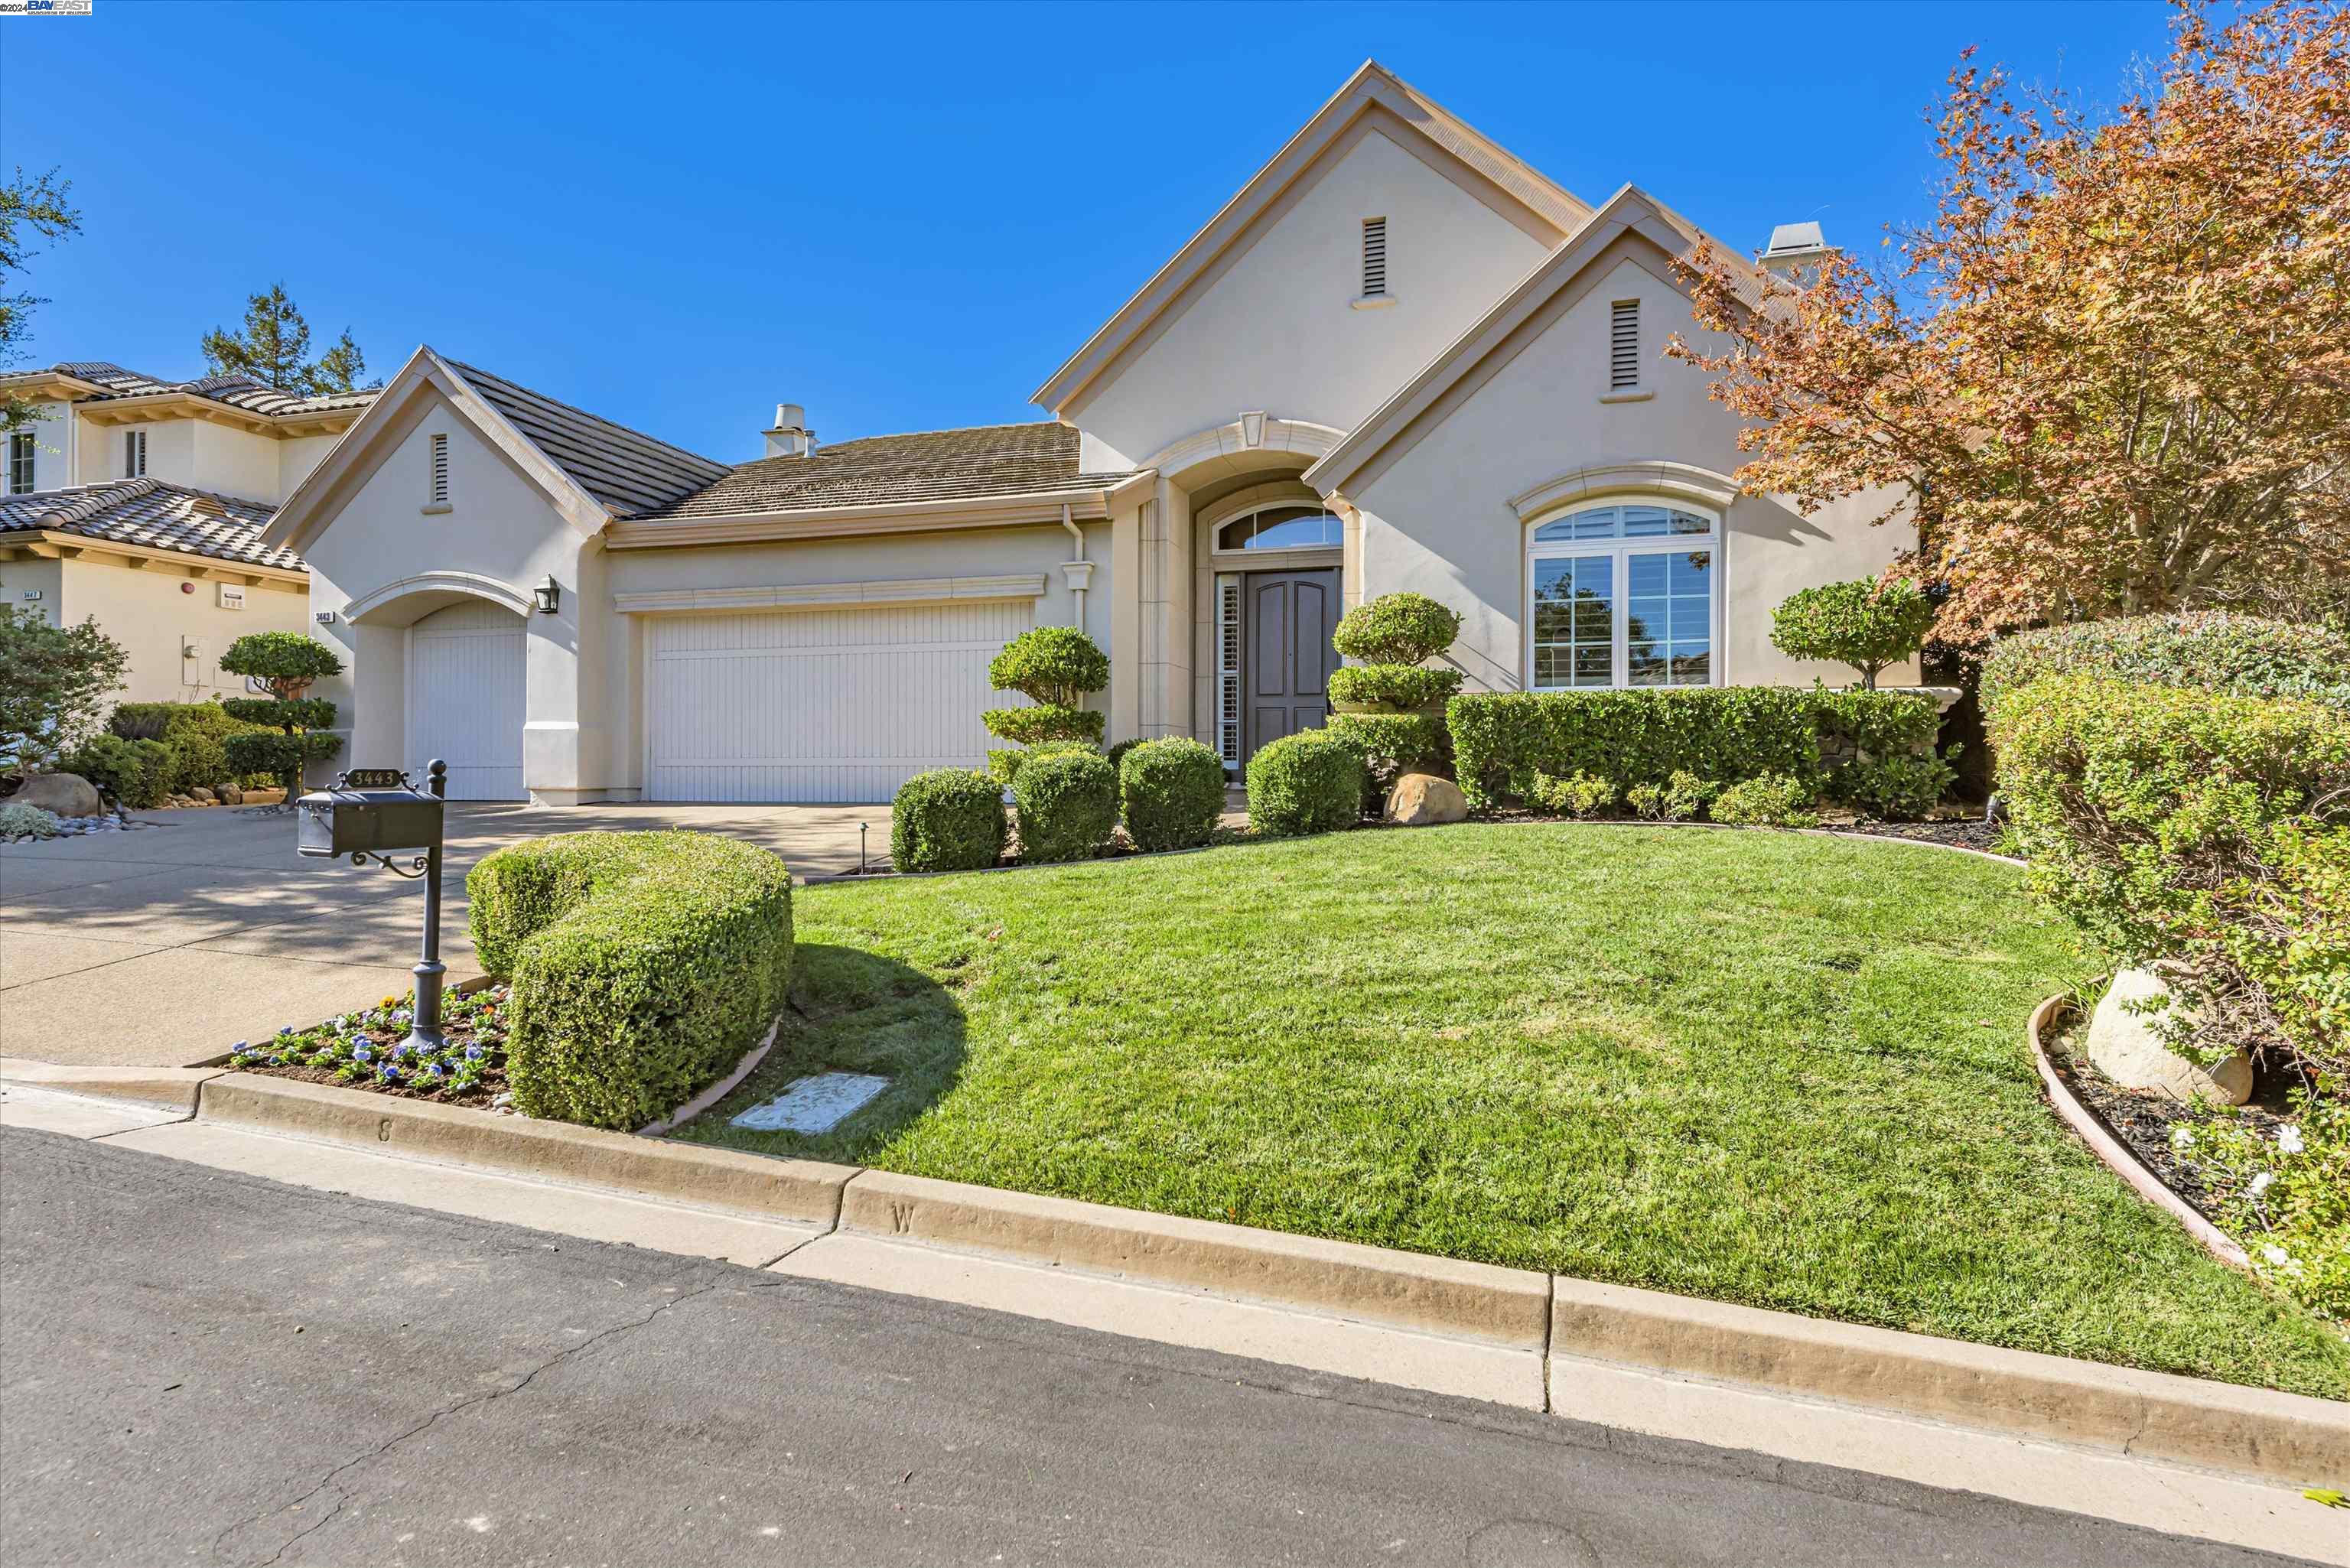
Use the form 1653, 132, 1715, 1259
1215, 504, 1343, 552
1526, 499, 1720, 690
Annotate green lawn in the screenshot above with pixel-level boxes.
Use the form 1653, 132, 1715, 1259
674, 823, 2350, 1399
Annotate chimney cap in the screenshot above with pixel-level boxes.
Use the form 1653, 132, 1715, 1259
1762, 221, 1828, 256
767, 402, 807, 433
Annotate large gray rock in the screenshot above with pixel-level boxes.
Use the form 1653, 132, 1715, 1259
1385, 773, 1467, 827
2086, 966, 2252, 1105
15, 772, 100, 818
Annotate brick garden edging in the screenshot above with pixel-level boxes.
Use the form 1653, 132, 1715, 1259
9, 1062, 2340, 1487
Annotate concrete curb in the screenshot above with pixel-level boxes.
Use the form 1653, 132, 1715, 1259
1550, 1277, 2342, 1482
2026, 992, 2251, 1267
11, 1061, 2340, 1485
839, 1169, 1551, 1349
194, 1074, 851, 1228
0, 1059, 226, 1113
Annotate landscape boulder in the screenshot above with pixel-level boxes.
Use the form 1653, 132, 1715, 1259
2086, 966, 2252, 1106
1385, 773, 1467, 827
15, 772, 101, 818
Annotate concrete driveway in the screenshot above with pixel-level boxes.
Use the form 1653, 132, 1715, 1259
0, 801, 888, 1069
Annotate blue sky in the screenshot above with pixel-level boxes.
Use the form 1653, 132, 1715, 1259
7, 0, 2172, 463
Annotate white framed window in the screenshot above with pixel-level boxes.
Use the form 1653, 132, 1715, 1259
1526, 499, 1720, 690
428, 433, 451, 506
123, 429, 147, 477
1361, 216, 1388, 298
1610, 300, 1640, 389
6, 431, 32, 494
1212, 503, 1342, 554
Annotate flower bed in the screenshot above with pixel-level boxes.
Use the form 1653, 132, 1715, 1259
229, 984, 511, 1105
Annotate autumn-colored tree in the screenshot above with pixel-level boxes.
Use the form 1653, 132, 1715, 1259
1668, 1, 2350, 643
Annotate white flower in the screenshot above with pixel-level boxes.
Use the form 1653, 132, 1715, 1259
2169, 1125, 2196, 1151
2249, 1171, 2277, 1199
2263, 1244, 2289, 1265
2274, 1126, 2305, 1156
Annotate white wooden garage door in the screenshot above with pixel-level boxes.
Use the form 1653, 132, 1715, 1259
646, 600, 1030, 802
406, 600, 526, 800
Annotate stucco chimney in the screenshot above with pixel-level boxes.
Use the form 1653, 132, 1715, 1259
763, 402, 814, 458
1759, 222, 1835, 288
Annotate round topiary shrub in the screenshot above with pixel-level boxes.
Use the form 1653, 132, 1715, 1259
983, 625, 1111, 756
1011, 748, 1117, 864
1769, 577, 1935, 690
1119, 737, 1225, 852
1330, 593, 1463, 667
890, 768, 1007, 873
1246, 730, 1366, 837
1326, 664, 1463, 711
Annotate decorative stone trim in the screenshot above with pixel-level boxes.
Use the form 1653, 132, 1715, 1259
613, 572, 1048, 615
1509, 460, 1739, 521
342, 569, 533, 623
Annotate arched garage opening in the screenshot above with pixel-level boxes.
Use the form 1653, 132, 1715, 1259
405, 600, 526, 799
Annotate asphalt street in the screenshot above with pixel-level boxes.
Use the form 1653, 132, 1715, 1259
0, 1125, 2316, 1567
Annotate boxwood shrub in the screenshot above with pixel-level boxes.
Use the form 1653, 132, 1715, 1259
1991, 675, 2350, 1076
890, 767, 1007, 873
57, 733, 172, 808
467, 831, 794, 1130
1012, 748, 1117, 864
1981, 612, 2350, 718
1119, 737, 1225, 851
1326, 665, 1463, 711
1245, 730, 1365, 837
1447, 688, 1938, 813
986, 741, 1096, 788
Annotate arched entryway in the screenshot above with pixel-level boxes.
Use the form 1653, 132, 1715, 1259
403, 600, 526, 800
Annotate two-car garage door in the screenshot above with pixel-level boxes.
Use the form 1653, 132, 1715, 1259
645, 600, 1029, 803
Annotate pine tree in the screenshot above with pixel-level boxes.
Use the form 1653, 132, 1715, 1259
200, 284, 370, 395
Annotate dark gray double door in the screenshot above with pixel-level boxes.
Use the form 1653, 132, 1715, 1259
1242, 568, 1341, 762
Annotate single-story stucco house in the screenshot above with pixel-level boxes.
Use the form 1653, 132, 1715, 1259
263, 60, 1913, 805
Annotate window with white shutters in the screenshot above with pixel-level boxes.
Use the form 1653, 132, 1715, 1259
1361, 217, 1388, 298
1610, 299, 1640, 389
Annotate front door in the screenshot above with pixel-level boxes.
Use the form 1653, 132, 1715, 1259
1244, 568, 1340, 761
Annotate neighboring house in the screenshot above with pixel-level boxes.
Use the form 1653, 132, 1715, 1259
266, 61, 1914, 805
0, 363, 374, 702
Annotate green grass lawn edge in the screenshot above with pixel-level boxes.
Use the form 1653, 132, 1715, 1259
672, 823, 2350, 1401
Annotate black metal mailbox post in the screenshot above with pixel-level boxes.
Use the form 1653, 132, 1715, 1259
297, 761, 450, 1051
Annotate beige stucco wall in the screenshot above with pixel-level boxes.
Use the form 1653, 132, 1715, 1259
275, 430, 347, 503
0, 554, 64, 629
1066, 122, 1554, 470
297, 389, 598, 797
60, 558, 308, 704
1342, 246, 1917, 693
11, 402, 74, 491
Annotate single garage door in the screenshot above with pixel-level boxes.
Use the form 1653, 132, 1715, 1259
406, 600, 526, 799
646, 600, 1031, 802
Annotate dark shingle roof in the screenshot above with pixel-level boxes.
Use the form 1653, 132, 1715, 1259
44, 361, 378, 418
637, 421, 1134, 521
443, 359, 729, 517
0, 478, 304, 571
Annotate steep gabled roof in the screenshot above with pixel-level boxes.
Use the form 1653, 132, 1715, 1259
1306, 184, 1773, 497
1031, 60, 1590, 416
442, 360, 727, 516
0, 477, 303, 571
635, 422, 1138, 521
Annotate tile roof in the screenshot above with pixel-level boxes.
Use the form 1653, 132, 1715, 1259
45, 360, 380, 418
636, 421, 1136, 521
0, 478, 304, 571
443, 359, 730, 516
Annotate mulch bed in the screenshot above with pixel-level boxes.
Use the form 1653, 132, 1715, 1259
1825, 812, 2008, 854
233, 983, 513, 1108
2039, 1010, 2297, 1218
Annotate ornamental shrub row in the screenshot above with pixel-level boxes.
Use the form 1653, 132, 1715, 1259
467, 830, 795, 1130
893, 737, 1232, 872
1981, 611, 2350, 717
1990, 675, 2350, 1078
1447, 687, 1940, 814
1012, 749, 1118, 864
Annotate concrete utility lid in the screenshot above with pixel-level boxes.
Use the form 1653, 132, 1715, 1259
730, 1072, 890, 1134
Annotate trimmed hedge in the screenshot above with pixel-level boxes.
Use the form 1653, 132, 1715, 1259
1447, 688, 1940, 813
1981, 612, 2350, 717
1328, 710, 1447, 785
1326, 665, 1463, 711
1245, 730, 1365, 837
890, 768, 1007, 873
1992, 675, 2350, 1075
1119, 737, 1225, 851
981, 703, 1107, 747
986, 741, 1096, 788
1012, 748, 1117, 864
1330, 593, 1460, 665
467, 831, 794, 1130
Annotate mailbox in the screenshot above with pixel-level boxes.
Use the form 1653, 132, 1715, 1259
298, 769, 445, 860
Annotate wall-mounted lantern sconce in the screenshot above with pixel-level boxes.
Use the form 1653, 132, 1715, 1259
532, 575, 561, 615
